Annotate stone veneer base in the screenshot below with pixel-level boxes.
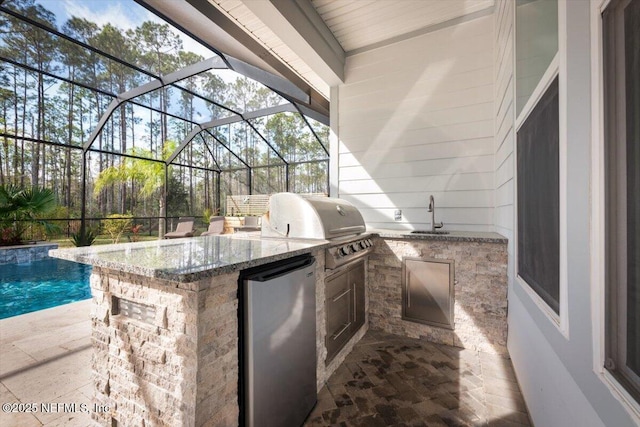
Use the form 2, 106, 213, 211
368, 237, 508, 355
0, 242, 59, 265
88, 249, 356, 426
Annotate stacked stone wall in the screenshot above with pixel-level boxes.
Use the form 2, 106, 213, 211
89, 267, 239, 426
368, 238, 508, 355
0, 243, 58, 264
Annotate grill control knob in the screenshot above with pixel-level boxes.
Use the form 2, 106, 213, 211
339, 246, 349, 256
350, 243, 359, 252
359, 241, 367, 249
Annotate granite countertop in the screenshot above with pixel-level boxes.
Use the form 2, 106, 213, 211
49, 234, 330, 283
369, 228, 508, 243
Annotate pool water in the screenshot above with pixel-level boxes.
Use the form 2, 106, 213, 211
0, 258, 92, 319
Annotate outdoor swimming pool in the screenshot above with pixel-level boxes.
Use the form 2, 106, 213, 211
0, 257, 92, 319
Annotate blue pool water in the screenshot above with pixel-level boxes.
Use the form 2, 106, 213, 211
0, 258, 92, 319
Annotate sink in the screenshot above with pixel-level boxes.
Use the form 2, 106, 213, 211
410, 230, 450, 235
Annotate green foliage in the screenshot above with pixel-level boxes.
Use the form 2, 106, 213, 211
0, 184, 59, 245
71, 228, 97, 247
166, 172, 189, 216
94, 142, 176, 198
130, 224, 143, 242
202, 208, 213, 224
0, 0, 331, 227
101, 214, 133, 244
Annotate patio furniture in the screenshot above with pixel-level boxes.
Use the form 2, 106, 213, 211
164, 217, 195, 239
233, 216, 261, 233
201, 216, 224, 236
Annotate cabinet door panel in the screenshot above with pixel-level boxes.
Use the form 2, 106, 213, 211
350, 260, 366, 331
402, 258, 454, 329
325, 271, 351, 361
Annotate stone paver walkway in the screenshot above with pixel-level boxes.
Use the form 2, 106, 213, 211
1, 302, 531, 427
0, 300, 94, 427
304, 330, 531, 427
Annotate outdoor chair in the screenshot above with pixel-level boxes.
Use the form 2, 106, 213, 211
201, 216, 225, 236
164, 217, 195, 239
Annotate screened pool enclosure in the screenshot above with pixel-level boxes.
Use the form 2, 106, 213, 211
0, 0, 329, 238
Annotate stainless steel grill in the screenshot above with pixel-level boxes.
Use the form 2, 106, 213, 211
261, 193, 373, 269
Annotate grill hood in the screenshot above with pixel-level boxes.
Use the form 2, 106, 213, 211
261, 193, 366, 240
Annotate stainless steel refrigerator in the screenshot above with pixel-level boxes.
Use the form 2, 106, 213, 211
240, 254, 317, 427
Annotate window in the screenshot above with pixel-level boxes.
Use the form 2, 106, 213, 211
603, 0, 640, 402
515, 0, 560, 316
515, 0, 558, 115
517, 78, 560, 314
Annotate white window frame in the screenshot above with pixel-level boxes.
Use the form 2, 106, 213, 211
513, 0, 569, 337
590, 0, 640, 421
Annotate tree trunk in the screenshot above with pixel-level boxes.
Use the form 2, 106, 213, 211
158, 191, 166, 238
120, 104, 127, 213
66, 80, 74, 207
21, 68, 27, 186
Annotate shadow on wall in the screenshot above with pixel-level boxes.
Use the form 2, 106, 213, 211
336, 15, 496, 232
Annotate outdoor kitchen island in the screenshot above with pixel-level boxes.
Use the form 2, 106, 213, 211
49, 227, 509, 427
49, 234, 335, 427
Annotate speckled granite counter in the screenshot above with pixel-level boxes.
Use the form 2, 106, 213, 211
369, 228, 507, 243
49, 234, 329, 283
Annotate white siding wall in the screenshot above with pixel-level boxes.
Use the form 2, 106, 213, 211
334, 16, 495, 231
496, 1, 638, 426
494, 0, 515, 243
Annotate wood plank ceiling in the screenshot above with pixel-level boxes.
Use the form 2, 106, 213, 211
312, 0, 495, 53
209, 0, 494, 98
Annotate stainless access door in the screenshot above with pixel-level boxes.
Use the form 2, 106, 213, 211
402, 257, 454, 329
242, 255, 317, 427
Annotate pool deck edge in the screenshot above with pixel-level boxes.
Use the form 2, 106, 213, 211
0, 299, 96, 427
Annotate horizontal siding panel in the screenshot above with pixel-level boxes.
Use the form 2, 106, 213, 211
339, 120, 494, 153
339, 83, 494, 113
339, 139, 493, 167
340, 190, 494, 209
339, 172, 494, 194
359, 207, 494, 226
339, 155, 494, 180
494, 205, 514, 230
338, 102, 495, 133
496, 97, 514, 150
496, 31, 514, 92
496, 130, 514, 168
495, 152, 514, 188
339, 137, 494, 165
337, 15, 495, 230
496, 73, 513, 125
341, 64, 494, 100
366, 222, 496, 232
496, 179, 514, 207
493, 0, 514, 236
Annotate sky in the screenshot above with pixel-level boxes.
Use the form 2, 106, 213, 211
35, 0, 215, 59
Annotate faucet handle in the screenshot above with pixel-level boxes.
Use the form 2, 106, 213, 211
434, 221, 444, 229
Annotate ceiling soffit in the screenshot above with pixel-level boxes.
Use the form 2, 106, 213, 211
311, 0, 495, 54
139, 0, 330, 113
205, 0, 494, 96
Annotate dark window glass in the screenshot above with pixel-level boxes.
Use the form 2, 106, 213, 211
517, 77, 560, 314
604, 0, 640, 402
624, 0, 640, 378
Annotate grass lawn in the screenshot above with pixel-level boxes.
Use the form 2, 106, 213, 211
50, 234, 162, 248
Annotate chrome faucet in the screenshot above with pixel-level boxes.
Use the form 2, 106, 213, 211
428, 195, 444, 232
